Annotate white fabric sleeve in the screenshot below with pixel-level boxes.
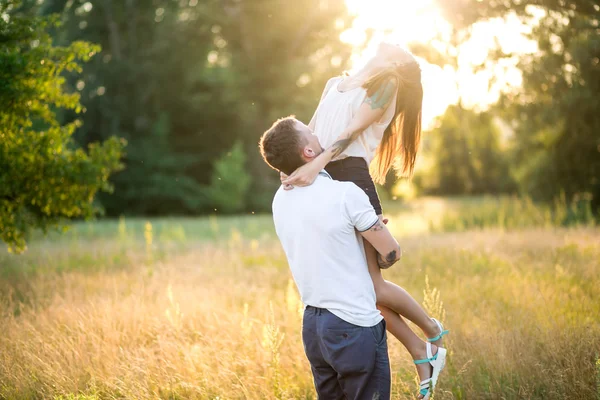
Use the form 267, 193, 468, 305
309, 77, 342, 131
343, 184, 379, 232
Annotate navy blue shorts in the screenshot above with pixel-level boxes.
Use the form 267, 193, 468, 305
325, 157, 383, 215
302, 306, 391, 400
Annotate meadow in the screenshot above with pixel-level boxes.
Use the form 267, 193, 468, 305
0, 197, 599, 400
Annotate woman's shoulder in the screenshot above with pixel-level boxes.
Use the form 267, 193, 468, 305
324, 76, 344, 90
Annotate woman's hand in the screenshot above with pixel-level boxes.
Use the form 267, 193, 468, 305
282, 161, 322, 188
280, 172, 294, 191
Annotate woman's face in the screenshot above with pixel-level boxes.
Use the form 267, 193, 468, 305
375, 42, 415, 67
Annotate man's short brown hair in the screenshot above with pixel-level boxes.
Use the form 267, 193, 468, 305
259, 117, 307, 175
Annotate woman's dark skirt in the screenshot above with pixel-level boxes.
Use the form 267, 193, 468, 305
325, 157, 383, 215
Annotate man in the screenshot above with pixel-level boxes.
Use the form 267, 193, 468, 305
259, 116, 402, 399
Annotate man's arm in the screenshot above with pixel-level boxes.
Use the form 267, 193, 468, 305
359, 219, 402, 269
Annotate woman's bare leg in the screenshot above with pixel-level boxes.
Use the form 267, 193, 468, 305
364, 216, 445, 398
377, 305, 437, 388
365, 237, 438, 391
377, 281, 443, 346
364, 218, 444, 347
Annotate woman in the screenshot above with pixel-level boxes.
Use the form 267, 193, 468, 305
282, 42, 449, 399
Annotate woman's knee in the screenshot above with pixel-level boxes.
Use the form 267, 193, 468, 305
373, 280, 390, 304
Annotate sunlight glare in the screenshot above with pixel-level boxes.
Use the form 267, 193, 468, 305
343, 0, 538, 127
345, 0, 444, 46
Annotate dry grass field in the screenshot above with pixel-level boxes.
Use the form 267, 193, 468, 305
1, 198, 599, 399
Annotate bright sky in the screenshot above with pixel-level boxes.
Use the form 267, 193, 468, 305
343, 0, 539, 128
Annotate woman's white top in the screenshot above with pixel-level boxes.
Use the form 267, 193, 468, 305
309, 76, 397, 164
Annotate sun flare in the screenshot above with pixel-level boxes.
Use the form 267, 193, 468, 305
343, 0, 537, 128
344, 0, 444, 47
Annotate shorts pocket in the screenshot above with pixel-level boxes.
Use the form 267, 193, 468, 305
325, 325, 363, 342
323, 326, 375, 375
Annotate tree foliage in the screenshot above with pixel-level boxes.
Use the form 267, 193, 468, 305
9, 0, 594, 233
207, 141, 252, 214
416, 105, 514, 195
434, 0, 600, 208
40, 0, 354, 215
0, 1, 124, 252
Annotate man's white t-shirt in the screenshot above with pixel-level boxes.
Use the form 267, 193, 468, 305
272, 171, 383, 327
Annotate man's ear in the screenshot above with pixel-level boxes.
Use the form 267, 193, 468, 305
302, 146, 317, 160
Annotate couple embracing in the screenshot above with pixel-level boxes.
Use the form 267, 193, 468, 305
259, 43, 449, 399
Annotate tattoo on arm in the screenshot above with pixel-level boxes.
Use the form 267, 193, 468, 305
370, 220, 385, 232
358, 219, 401, 269
327, 79, 397, 159
329, 129, 362, 159
365, 79, 396, 110
368, 220, 400, 269
377, 250, 398, 269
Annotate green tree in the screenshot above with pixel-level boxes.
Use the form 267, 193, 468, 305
435, 0, 600, 209
105, 113, 205, 215
213, 0, 354, 209
43, 0, 209, 215
0, 1, 124, 253
43, 0, 354, 215
207, 141, 252, 214
502, 9, 600, 207
416, 105, 514, 195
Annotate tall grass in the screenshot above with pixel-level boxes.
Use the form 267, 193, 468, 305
427, 195, 596, 232
0, 211, 598, 399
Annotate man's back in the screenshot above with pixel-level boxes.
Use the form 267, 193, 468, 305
272, 173, 382, 327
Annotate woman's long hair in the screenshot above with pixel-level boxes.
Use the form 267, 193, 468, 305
362, 61, 423, 184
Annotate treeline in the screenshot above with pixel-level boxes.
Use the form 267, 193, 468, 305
52, 0, 600, 213
2, 0, 598, 251
416, 0, 599, 212
26, 0, 354, 215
